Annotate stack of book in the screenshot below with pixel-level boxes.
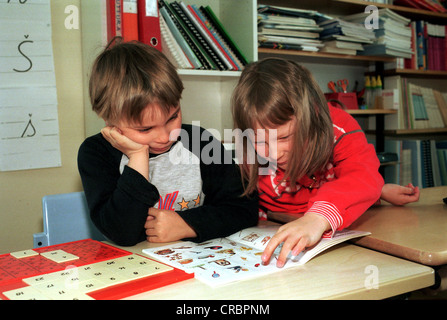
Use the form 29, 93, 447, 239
344, 9, 413, 59
257, 5, 331, 52
107, 0, 248, 71
318, 18, 376, 55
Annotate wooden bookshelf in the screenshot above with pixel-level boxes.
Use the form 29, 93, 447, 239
80, 0, 446, 186
178, 69, 242, 77
384, 128, 447, 135
261, 0, 447, 22
347, 109, 397, 115
258, 48, 396, 63
384, 69, 447, 78
335, 0, 447, 22
257, 1, 447, 186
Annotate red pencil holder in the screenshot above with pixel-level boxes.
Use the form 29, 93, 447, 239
325, 92, 358, 110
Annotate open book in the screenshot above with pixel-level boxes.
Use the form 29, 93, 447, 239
142, 225, 370, 286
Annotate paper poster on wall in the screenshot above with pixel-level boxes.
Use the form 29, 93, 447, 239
0, 0, 61, 171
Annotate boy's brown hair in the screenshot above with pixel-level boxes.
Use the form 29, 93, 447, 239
89, 38, 184, 125
231, 58, 334, 195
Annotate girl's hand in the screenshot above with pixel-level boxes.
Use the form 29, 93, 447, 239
381, 183, 420, 206
262, 213, 330, 268
145, 208, 197, 243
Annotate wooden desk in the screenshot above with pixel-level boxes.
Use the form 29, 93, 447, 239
349, 186, 447, 266
117, 236, 433, 300
268, 186, 447, 266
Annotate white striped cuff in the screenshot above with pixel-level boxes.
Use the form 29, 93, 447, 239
306, 201, 343, 238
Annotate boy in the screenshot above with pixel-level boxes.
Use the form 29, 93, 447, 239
78, 39, 258, 246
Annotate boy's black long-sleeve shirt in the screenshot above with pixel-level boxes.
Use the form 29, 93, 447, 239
77, 124, 258, 246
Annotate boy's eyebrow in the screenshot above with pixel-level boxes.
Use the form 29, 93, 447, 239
131, 106, 180, 129
169, 106, 181, 117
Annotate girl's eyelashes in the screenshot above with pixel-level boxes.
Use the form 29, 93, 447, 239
256, 135, 290, 146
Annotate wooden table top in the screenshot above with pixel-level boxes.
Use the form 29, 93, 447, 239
268, 186, 447, 266
349, 186, 447, 266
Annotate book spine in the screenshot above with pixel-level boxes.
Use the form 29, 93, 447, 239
259, 41, 308, 51
202, 5, 248, 65
160, 0, 211, 69
198, 6, 244, 70
137, 0, 163, 51
421, 140, 434, 188
180, 2, 233, 70
423, 21, 428, 70
159, 13, 193, 69
416, 21, 425, 70
191, 4, 240, 70
107, 0, 123, 41
403, 78, 411, 129
123, 0, 139, 42
411, 21, 417, 69
427, 23, 434, 70
425, 0, 447, 12
445, 25, 447, 71
159, 4, 202, 68
170, 1, 221, 70
412, 0, 439, 11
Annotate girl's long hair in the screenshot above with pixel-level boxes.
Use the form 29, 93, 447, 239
231, 58, 334, 195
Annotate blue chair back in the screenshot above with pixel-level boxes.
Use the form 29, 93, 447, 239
33, 192, 106, 248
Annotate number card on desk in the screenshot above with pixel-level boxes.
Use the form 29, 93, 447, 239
0, 0, 61, 171
0, 239, 193, 300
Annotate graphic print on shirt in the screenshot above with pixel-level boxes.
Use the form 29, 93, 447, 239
269, 162, 335, 198
119, 141, 205, 212
176, 194, 201, 211
158, 191, 179, 210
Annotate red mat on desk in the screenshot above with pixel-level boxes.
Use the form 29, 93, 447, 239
0, 239, 192, 300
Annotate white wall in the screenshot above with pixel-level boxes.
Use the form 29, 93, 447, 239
0, 0, 85, 254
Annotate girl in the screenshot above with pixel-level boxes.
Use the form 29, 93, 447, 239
231, 58, 386, 268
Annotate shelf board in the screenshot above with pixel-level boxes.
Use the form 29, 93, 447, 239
347, 109, 397, 115
334, 0, 447, 21
365, 127, 447, 136
178, 69, 242, 77
384, 69, 447, 78
258, 48, 395, 62
384, 128, 447, 135
380, 161, 399, 167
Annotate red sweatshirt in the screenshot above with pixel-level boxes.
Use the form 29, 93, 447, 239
258, 106, 384, 237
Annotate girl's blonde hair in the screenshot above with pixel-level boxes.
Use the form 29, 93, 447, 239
231, 58, 334, 195
89, 38, 184, 125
